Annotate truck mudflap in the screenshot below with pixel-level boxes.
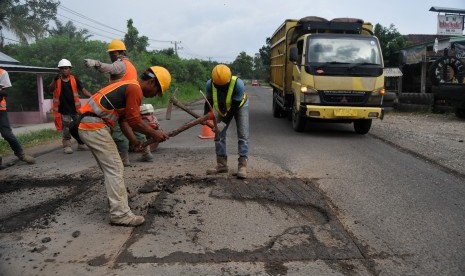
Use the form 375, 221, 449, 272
302, 105, 384, 119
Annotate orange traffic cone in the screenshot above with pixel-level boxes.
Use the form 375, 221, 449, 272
198, 120, 215, 139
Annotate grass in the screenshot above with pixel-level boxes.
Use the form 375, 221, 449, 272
0, 129, 61, 155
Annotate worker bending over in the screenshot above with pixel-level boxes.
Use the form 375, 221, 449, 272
77, 66, 171, 227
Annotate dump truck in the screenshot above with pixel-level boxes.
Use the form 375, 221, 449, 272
270, 16, 385, 134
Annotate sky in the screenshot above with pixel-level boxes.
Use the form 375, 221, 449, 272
6, 0, 465, 63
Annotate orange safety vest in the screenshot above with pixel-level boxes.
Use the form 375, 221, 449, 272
109, 58, 137, 82
79, 80, 139, 130
52, 75, 81, 115
0, 69, 7, 111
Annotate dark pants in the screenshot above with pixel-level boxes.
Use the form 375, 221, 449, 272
0, 110, 23, 155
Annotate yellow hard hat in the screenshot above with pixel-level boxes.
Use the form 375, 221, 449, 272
149, 66, 171, 94
211, 64, 231, 86
107, 39, 126, 52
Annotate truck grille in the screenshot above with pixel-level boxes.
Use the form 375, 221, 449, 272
320, 90, 368, 104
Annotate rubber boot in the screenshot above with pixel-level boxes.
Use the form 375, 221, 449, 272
16, 152, 35, 164
237, 156, 248, 179
139, 146, 154, 162
119, 151, 131, 167
206, 156, 228, 175
63, 139, 73, 154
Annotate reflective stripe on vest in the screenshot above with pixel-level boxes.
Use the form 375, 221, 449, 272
109, 58, 137, 82
78, 80, 139, 130
52, 75, 80, 114
212, 76, 247, 117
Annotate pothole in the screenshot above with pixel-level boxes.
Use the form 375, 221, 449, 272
117, 176, 362, 264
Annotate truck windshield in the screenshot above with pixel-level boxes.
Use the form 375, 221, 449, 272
307, 36, 382, 65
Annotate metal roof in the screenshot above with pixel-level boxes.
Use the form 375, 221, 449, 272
0, 51, 57, 74
0, 51, 20, 64
429, 6, 465, 14
384, 67, 403, 77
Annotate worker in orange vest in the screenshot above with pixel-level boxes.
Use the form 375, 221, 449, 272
50, 59, 92, 154
0, 67, 35, 168
84, 39, 153, 166
77, 66, 171, 227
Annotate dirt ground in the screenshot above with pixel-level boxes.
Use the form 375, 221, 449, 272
370, 111, 465, 176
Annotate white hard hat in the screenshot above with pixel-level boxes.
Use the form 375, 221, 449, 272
57, 59, 72, 68
140, 104, 155, 115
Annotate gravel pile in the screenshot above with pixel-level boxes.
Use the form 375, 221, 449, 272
370, 111, 465, 176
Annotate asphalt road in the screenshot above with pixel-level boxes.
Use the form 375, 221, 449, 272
0, 85, 464, 275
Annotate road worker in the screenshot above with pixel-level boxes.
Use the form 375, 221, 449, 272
77, 66, 171, 227
49, 59, 92, 154
203, 64, 250, 179
84, 39, 152, 165
0, 67, 35, 168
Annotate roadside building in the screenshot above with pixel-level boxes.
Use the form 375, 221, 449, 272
0, 51, 57, 124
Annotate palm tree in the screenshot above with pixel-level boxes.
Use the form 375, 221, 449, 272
0, 0, 59, 46
49, 19, 92, 41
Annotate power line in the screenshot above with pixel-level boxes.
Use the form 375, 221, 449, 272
59, 5, 125, 34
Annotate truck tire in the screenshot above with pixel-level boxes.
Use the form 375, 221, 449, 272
272, 95, 284, 118
429, 56, 465, 86
353, 119, 372, 134
291, 104, 306, 132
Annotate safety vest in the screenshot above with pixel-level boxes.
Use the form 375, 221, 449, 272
79, 80, 139, 130
212, 76, 247, 117
109, 58, 137, 82
0, 69, 7, 111
52, 75, 80, 114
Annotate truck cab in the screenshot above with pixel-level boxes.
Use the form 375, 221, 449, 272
270, 17, 385, 134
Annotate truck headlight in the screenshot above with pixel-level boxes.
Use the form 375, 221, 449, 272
301, 86, 320, 104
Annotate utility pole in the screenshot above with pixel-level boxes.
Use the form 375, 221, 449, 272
171, 41, 182, 56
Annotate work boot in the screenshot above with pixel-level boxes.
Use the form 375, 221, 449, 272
138, 146, 154, 162
119, 151, 131, 167
16, 153, 35, 164
77, 144, 88, 151
110, 214, 145, 227
206, 156, 228, 175
237, 156, 248, 179
63, 139, 73, 154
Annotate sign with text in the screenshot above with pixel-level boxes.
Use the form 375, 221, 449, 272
437, 15, 463, 35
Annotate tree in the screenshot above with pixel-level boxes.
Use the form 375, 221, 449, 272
231, 52, 253, 79
48, 20, 92, 41
374, 23, 407, 66
0, 0, 59, 46
124, 19, 149, 53
256, 37, 271, 80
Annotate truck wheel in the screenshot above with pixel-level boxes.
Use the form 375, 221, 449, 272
353, 119, 372, 134
291, 104, 306, 132
272, 95, 283, 118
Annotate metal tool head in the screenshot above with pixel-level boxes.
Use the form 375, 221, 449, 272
165, 89, 177, 120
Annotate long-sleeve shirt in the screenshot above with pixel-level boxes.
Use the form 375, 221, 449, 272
94, 59, 127, 80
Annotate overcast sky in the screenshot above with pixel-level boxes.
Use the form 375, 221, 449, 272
21, 0, 465, 62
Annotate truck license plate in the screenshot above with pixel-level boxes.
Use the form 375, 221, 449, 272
334, 109, 357, 116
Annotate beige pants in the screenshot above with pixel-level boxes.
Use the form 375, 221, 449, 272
78, 125, 133, 221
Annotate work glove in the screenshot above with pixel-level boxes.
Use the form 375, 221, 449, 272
84, 59, 98, 68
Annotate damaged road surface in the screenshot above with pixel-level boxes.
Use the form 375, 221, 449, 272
1, 86, 465, 275
0, 171, 373, 275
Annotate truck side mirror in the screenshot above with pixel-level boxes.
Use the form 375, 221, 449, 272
289, 47, 298, 63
